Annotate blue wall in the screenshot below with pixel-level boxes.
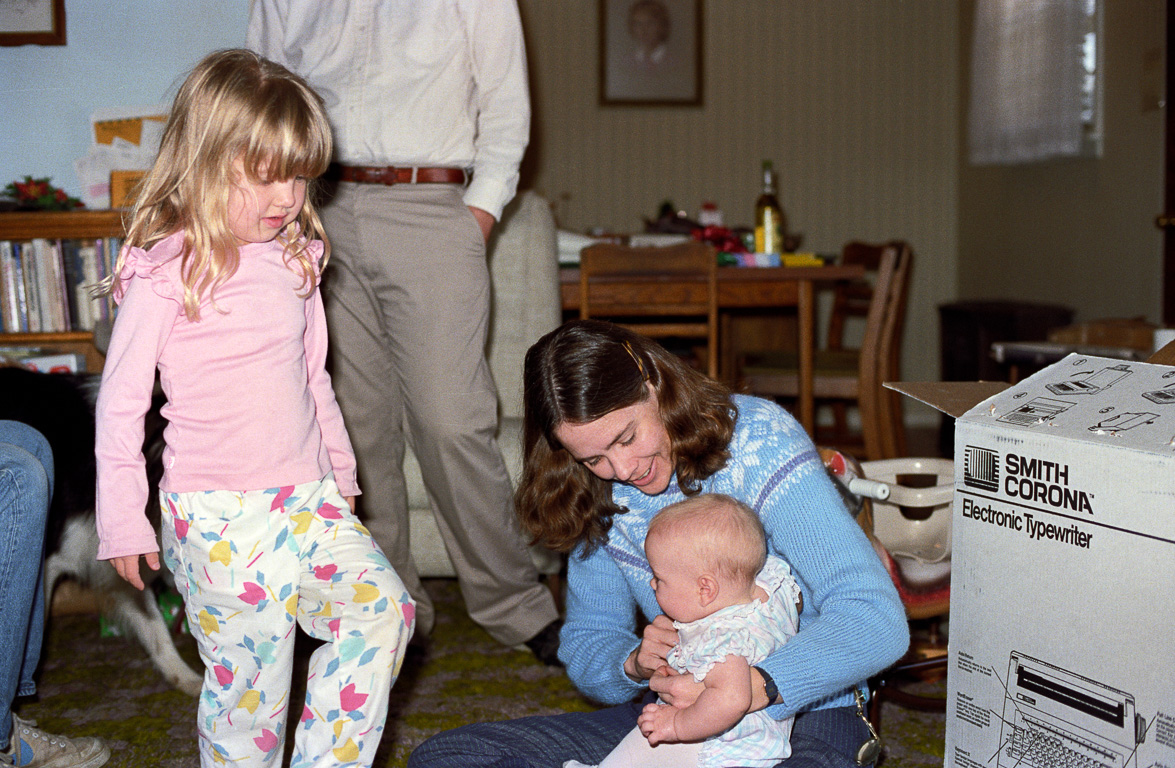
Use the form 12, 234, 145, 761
0, 0, 247, 200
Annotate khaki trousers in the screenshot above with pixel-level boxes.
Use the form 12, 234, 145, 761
319, 182, 556, 646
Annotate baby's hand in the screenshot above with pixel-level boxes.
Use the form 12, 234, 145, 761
111, 552, 160, 591
637, 702, 680, 746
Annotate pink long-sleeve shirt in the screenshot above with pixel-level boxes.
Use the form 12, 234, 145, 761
95, 231, 359, 560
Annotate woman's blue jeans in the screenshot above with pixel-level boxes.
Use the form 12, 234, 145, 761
0, 421, 53, 750
407, 691, 875, 768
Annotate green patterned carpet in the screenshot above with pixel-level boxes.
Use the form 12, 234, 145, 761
21, 579, 945, 767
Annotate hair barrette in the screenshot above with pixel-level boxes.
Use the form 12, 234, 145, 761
623, 341, 649, 382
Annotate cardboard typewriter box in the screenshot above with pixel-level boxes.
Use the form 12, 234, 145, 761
892, 354, 1175, 768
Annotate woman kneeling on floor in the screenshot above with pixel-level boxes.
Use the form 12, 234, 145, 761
410, 319, 908, 768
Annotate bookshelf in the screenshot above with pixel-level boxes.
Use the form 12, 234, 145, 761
0, 209, 125, 372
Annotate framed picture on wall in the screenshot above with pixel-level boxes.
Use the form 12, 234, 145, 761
0, 0, 66, 46
600, 0, 702, 106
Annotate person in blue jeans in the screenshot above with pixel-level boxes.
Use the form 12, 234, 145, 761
0, 420, 109, 768
408, 320, 909, 768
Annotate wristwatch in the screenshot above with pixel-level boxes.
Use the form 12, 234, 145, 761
753, 666, 778, 703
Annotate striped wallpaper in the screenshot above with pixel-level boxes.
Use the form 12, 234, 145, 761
518, 0, 962, 422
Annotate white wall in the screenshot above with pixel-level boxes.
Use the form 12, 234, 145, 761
0, 0, 247, 195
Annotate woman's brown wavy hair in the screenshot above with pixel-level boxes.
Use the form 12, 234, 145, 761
517, 319, 736, 554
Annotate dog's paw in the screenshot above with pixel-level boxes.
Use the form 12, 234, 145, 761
170, 666, 203, 697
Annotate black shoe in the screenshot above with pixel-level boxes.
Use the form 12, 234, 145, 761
524, 619, 564, 667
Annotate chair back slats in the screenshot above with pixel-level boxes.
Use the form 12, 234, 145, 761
579, 241, 719, 378
827, 241, 887, 351
854, 247, 899, 460
738, 240, 913, 460
876, 245, 913, 457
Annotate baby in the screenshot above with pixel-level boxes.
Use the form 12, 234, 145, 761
568, 493, 802, 768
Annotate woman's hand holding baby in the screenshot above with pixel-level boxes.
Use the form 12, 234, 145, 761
649, 666, 705, 708
624, 614, 677, 681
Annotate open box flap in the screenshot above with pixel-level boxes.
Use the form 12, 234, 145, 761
883, 380, 1010, 419
882, 339, 1175, 421
1150, 338, 1175, 366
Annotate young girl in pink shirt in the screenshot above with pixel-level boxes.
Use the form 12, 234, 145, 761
95, 49, 413, 768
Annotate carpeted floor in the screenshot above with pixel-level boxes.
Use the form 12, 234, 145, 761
21, 579, 946, 767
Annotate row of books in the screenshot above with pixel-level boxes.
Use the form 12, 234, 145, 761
0, 237, 121, 333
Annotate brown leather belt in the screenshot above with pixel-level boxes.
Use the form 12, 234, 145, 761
332, 164, 469, 186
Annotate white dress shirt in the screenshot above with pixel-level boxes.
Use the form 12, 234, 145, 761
247, 0, 530, 220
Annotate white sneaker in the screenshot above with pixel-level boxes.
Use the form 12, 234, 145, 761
2, 715, 109, 768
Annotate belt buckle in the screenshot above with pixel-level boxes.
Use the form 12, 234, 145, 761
356, 166, 398, 185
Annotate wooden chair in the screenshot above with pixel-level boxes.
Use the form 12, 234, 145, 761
738, 241, 912, 459
579, 241, 720, 379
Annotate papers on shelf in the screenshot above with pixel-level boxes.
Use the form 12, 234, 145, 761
74, 105, 167, 209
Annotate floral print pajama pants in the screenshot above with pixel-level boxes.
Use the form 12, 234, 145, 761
162, 475, 414, 767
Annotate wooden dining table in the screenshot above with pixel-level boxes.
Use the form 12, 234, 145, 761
559, 263, 866, 437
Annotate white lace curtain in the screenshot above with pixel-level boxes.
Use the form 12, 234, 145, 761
968, 0, 1089, 165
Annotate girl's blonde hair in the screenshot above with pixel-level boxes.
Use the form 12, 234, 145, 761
108, 48, 333, 320
647, 494, 767, 589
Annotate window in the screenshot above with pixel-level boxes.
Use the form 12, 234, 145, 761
1078, 1, 1102, 154
968, 0, 1101, 165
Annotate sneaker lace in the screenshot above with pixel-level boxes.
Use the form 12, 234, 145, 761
12, 716, 73, 755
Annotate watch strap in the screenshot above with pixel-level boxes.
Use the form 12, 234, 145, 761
754, 666, 779, 703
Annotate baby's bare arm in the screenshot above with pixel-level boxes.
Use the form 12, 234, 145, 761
640, 655, 753, 745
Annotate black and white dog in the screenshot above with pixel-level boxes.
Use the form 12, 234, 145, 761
1, 367, 202, 696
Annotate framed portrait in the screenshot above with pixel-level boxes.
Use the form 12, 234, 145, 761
0, 0, 65, 46
599, 0, 702, 106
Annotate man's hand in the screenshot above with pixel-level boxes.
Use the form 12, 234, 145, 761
468, 206, 495, 242
111, 552, 160, 591
638, 702, 681, 746
624, 614, 678, 681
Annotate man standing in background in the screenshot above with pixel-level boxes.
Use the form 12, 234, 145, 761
247, 0, 561, 664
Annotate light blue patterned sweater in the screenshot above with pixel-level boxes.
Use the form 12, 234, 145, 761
560, 395, 908, 718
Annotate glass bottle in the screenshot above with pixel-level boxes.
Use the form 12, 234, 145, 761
754, 160, 786, 254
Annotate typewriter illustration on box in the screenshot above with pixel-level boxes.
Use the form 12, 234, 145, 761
1087, 412, 1159, 434
1045, 364, 1132, 396
998, 397, 1075, 428
1142, 383, 1175, 404
999, 652, 1146, 768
